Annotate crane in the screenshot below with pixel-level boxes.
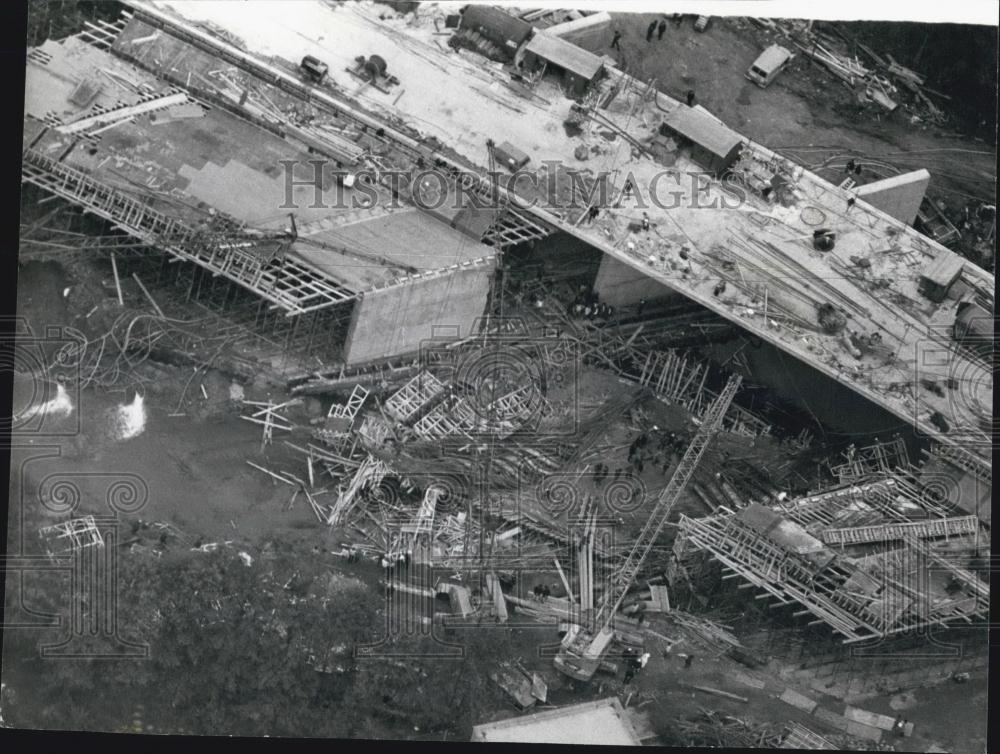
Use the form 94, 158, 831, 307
553, 374, 743, 682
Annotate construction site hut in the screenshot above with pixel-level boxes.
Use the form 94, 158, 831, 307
518, 32, 605, 98
658, 106, 745, 176
458, 5, 533, 60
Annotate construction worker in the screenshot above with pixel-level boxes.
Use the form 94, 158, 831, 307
657, 19, 667, 40
635, 602, 647, 625
623, 662, 636, 684
646, 20, 657, 42
622, 648, 639, 684
610, 30, 622, 51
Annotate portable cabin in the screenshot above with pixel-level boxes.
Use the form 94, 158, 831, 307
518, 32, 605, 98
919, 251, 965, 302
658, 106, 744, 176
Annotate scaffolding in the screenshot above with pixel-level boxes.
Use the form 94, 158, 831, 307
39, 516, 105, 556
525, 282, 772, 438
482, 207, 553, 249
21, 148, 356, 316
926, 442, 992, 487
326, 455, 389, 526
383, 371, 446, 423
780, 722, 835, 750
677, 487, 989, 643
830, 435, 910, 481
820, 515, 980, 547
411, 397, 479, 440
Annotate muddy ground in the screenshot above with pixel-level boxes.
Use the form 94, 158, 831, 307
595, 15, 996, 210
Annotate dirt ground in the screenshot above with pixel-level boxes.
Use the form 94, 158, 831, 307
591, 15, 996, 208
11, 259, 341, 549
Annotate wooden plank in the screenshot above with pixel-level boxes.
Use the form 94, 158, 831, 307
110, 252, 124, 306
730, 669, 767, 690
688, 684, 748, 703
845, 720, 883, 742
649, 584, 671, 612
59, 92, 188, 134
844, 706, 896, 732
780, 687, 818, 713
131, 273, 165, 318
553, 557, 575, 604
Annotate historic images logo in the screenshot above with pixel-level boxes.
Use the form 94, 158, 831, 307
4, 451, 151, 660
2, 318, 84, 438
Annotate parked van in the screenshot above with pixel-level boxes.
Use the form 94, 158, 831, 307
300, 55, 329, 83
745, 45, 793, 88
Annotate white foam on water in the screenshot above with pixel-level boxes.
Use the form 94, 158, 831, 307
113, 392, 147, 441
13, 382, 74, 424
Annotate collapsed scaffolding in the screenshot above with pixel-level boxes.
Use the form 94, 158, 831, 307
19, 187, 356, 367
673, 467, 990, 643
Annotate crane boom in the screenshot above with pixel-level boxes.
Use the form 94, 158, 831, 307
553, 374, 743, 682
593, 373, 742, 631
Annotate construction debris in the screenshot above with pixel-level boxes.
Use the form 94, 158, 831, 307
13, 4, 992, 747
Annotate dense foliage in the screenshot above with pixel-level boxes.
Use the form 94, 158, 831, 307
2, 544, 515, 739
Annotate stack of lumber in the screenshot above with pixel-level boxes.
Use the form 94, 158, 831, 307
794, 40, 868, 86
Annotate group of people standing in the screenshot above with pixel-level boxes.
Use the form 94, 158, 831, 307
532, 584, 552, 602
569, 287, 615, 322
628, 429, 689, 476
611, 15, 684, 51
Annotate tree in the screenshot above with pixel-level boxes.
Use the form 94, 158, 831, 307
3, 545, 382, 736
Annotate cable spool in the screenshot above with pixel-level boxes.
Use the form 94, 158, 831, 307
364, 55, 388, 79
